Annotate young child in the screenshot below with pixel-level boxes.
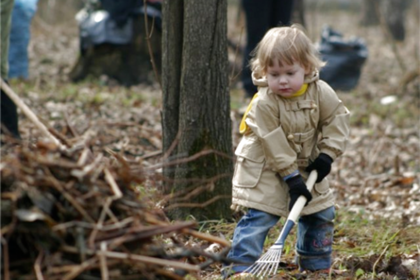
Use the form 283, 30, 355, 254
223, 25, 350, 278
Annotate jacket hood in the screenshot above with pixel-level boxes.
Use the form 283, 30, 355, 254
252, 70, 320, 88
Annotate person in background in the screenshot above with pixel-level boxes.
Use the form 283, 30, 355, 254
1, 0, 21, 141
8, 0, 39, 79
223, 25, 350, 278
241, 0, 294, 105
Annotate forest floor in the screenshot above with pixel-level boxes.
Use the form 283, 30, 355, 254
2, 2, 420, 280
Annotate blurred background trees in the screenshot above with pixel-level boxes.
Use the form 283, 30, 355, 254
30, 0, 414, 86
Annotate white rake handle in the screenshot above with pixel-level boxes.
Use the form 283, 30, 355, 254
272, 170, 318, 246
288, 170, 318, 223
243, 171, 319, 276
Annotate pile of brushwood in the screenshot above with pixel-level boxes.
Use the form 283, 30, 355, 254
0, 139, 229, 280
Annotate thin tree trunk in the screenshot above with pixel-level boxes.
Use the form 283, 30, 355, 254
360, 0, 407, 41
360, 0, 379, 26
381, 0, 407, 41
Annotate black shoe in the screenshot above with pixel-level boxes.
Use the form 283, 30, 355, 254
1, 82, 21, 140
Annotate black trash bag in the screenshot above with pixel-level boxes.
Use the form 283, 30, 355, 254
99, 0, 162, 30
318, 26, 368, 91
76, 0, 162, 52
78, 10, 134, 52
100, 0, 142, 27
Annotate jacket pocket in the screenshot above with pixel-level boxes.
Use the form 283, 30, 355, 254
233, 157, 265, 188
233, 138, 265, 188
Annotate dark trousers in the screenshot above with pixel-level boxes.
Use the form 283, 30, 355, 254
1, 81, 20, 139
241, 0, 294, 98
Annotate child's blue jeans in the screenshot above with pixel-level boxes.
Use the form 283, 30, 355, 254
223, 206, 335, 276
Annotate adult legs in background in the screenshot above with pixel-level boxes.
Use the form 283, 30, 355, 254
241, 0, 294, 99
8, 0, 39, 79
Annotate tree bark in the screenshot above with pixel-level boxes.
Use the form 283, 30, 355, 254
360, 0, 407, 41
381, 0, 407, 41
360, 0, 379, 26
162, 0, 233, 221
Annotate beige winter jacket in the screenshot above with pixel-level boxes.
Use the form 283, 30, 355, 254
231, 71, 350, 217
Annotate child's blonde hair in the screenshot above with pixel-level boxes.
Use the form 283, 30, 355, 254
250, 25, 325, 76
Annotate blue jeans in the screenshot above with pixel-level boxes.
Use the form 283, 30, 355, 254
223, 207, 335, 276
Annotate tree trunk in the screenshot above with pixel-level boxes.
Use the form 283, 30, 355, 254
381, 0, 407, 41
360, 0, 379, 26
360, 0, 407, 41
162, 0, 233, 221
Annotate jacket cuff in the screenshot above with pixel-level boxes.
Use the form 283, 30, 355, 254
319, 153, 333, 164
278, 163, 299, 178
319, 148, 338, 161
282, 170, 300, 181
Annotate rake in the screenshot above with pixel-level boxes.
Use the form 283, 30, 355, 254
244, 170, 318, 277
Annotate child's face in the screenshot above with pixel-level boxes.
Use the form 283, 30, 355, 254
266, 60, 308, 98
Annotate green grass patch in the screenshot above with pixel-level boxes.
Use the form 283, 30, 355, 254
196, 208, 420, 279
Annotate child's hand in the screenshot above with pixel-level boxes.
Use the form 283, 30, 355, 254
305, 153, 333, 183
286, 175, 312, 211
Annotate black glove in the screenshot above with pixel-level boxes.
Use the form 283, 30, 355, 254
305, 153, 333, 183
286, 174, 312, 211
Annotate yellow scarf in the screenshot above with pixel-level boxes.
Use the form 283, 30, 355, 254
239, 84, 308, 134
239, 93, 259, 134
284, 83, 308, 98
